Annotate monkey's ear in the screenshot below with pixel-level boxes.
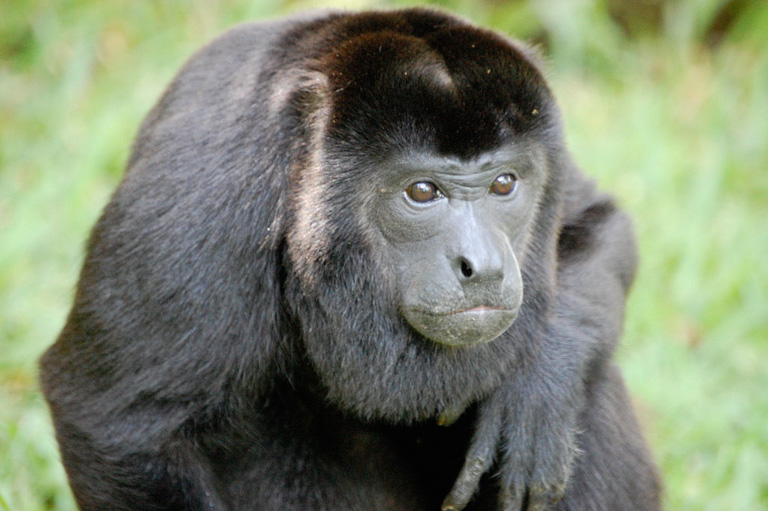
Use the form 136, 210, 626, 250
269, 69, 329, 119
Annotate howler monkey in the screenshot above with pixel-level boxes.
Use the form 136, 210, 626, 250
40, 8, 661, 511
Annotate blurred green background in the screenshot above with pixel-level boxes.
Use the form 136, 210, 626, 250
1, 0, 766, 509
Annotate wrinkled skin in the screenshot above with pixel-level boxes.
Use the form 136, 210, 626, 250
372, 150, 537, 347
39, 8, 661, 511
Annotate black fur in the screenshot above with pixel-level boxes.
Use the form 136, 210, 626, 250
40, 9, 661, 511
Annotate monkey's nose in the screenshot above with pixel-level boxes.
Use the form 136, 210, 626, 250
456, 254, 504, 284
460, 258, 474, 279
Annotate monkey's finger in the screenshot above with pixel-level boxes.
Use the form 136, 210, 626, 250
437, 403, 468, 427
442, 400, 505, 510
525, 485, 563, 511
441, 449, 494, 511
499, 486, 524, 511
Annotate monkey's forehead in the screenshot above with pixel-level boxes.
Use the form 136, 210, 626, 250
282, 9, 558, 159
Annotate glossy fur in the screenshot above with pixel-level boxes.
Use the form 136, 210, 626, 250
40, 8, 661, 511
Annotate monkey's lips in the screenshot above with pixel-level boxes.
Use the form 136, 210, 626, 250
404, 305, 519, 347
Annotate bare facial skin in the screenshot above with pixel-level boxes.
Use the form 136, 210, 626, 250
371, 150, 545, 346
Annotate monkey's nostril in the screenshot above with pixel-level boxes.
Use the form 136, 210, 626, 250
460, 259, 473, 278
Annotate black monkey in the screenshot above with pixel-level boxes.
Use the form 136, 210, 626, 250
40, 9, 661, 511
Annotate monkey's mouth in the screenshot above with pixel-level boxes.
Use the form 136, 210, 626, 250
411, 305, 515, 317
404, 306, 519, 346
443, 305, 510, 315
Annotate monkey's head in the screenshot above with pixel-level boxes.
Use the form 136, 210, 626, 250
283, 9, 567, 421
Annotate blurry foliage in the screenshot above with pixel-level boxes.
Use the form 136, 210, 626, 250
1, 0, 767, 510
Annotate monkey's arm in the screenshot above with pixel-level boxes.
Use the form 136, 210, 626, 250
443, 179, 637, 511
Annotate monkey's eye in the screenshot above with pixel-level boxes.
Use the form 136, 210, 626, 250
406, 182, 443, 203
490, 174, 518, 196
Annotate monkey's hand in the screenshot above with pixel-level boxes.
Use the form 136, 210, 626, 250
442, 370, 582, 511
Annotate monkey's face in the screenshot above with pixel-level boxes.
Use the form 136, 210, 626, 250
371, 146, 546, 347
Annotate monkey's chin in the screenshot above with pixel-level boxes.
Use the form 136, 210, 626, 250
404, 307, 519, 347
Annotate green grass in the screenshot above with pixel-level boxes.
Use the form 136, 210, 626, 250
1, 1, 766, 509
